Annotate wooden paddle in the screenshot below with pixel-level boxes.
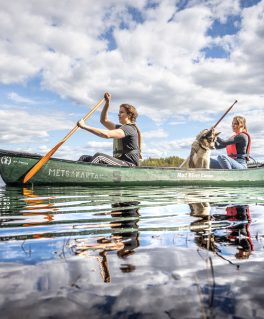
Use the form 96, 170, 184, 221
210, 100, 237, 130
23, 98, 105, 184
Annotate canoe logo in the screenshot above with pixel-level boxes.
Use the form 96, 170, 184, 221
1, 156, 12, 165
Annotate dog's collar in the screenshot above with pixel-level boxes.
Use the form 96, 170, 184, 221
199, 142, 209, 151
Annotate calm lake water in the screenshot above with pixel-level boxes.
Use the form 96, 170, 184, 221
0, 184, 264, 318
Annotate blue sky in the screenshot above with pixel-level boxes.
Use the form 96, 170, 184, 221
0, 0, 263, 161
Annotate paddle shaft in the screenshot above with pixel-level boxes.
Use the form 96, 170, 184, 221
211, 100, 237, 130
23, 98, 105, 184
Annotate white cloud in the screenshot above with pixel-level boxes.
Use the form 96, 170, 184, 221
34, 140, 113, 160
144, 129, 168, 139
0, 0, 263, 160
0, 108, 72, 144
1, 1, 263, 112
7, 92, 35, 104
142, 137, 194, 159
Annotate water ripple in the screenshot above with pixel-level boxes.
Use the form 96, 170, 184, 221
0, 186, 264, 265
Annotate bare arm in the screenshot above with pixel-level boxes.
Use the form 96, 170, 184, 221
100, 92, 116, 130
77, 119, 125, 139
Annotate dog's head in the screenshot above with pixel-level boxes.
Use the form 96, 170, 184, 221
189, 202, 211, 217
196, 129, 220, 150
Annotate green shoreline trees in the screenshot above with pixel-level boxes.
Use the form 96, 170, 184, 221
141, 156, 184, 167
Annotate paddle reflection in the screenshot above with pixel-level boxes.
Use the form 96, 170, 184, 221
71, 201, 140, 282
21, 188, 55, 228
0, 188, 55, 234
190, 203, 253, 260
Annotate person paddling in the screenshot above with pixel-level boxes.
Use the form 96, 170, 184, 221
77, 92, 142, 166
210, 115, 251, 169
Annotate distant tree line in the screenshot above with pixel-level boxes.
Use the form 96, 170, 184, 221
140, 156, 184, 167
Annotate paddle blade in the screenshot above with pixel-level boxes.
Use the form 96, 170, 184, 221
23, 141, 63, 183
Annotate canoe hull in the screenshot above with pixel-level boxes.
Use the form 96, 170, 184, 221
0, 149, 263, 187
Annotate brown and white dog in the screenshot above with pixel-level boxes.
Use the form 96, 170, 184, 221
180, 129, 220, 169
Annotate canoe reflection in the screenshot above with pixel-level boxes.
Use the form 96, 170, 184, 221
190, 203, 253, 260
71, 201, 140, 282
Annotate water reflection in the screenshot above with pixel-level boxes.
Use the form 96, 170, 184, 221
22, 188, 55, 229
0, 186, 263, 262
190, 203, 253, 266
213, 204, 253, 260
71, 201, 140, 282
0, 186, 264, 318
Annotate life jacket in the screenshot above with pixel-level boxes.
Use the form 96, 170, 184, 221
133, 124, 142, 160
113, 124, 142, 160
226, 131, 251, 161
226, 205, 251, 221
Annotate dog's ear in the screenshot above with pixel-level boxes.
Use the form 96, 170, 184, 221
197, 129, 208, 139
203, 129, 212, 138
204, 130, 221, 138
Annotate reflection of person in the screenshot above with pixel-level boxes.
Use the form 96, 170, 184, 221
210, 116, 251, 169
72, 201, 140, 281
192, 204, 253, 260
77, 92, 141, 166
225, 205, 253, 259
110, 202, 140, 262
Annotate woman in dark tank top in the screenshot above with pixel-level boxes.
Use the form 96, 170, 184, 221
77, 92, 141, 167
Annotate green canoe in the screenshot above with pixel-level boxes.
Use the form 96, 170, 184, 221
0, 149, 263, 187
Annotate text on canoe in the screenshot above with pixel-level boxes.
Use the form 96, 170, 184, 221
48, 168, 105, 179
